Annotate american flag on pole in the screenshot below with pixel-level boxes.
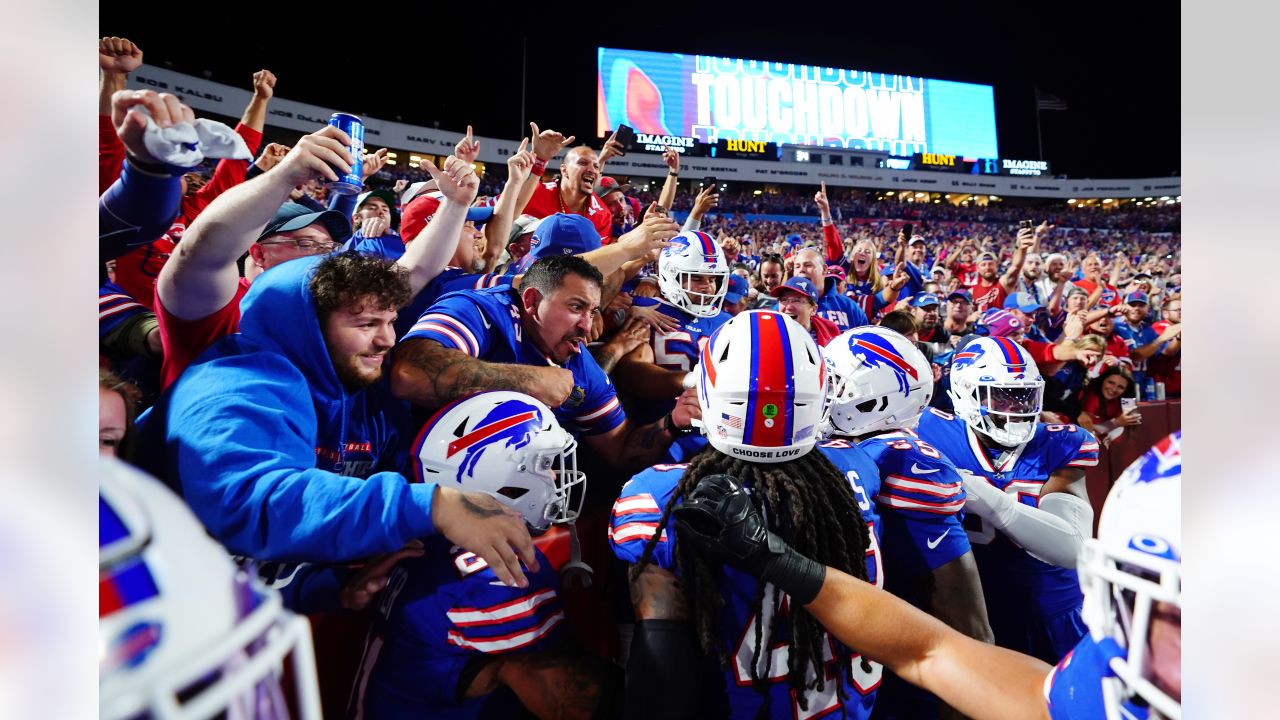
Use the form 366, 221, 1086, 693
721, 413, 743, 429
1036, 89, 1067, 111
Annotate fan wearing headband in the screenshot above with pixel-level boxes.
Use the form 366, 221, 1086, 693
611, 310, 880, 719
351, 391, 621, 719
917, 336, 1099, 665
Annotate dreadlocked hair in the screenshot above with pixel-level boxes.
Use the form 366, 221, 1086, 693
630, 443, 871, 719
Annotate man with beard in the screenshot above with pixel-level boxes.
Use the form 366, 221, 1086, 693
392, 254, 700, 473
1017, 252, 1050, 306
943, 289, 978, 342
514, 124, 614, 242
911, 292, 949, 350
136, 252, 543, 608
971, 223, 1039, 313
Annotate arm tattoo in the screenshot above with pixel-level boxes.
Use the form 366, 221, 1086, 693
629, 564, 689, 620
589, 345, 623, 374
461, 493, 507, 519
501, 651, 619, 720
397, 339, 544, 407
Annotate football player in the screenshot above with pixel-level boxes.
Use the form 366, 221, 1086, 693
100, 457, 322, 720
613, 230, 732, 461
350, 391, 621, 719
611, 310, 882, 719
821, 326, 992, 718
917, 336, 1099, 663
673, 432, 1182, 720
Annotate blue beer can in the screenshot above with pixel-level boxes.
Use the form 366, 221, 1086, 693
327, 112, 364, 195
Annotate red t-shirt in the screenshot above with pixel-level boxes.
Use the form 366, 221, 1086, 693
156, 278, 250, 390
950, 261, 978, 288
970, 278, 1009, 313
521, 181, 613, 242
1080, 392, 1122, 425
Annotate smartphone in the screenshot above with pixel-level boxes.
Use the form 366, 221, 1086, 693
902, 223, 913, 240
614, 123, 637, 151
1121, 397, 1138, 414
1019, 220, 1034, 231
703, 176, 718, 190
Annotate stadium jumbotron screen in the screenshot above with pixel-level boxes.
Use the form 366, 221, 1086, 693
598, 47, 999, 159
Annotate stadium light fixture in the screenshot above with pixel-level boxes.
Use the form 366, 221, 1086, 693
1068, 199, 1076, 204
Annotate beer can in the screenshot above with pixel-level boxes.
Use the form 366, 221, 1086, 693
1155, 382, 1166, 401
327, 112, 364, 195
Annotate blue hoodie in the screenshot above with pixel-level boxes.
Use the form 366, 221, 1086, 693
136, 255, 437, 566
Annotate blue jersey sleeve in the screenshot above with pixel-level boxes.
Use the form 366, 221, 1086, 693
861, 435, 971, 575
1046, 424, 1101, 471
609, 466, 683, 570
564, 351, 625, 436
403, 290, 495, 357
1045, 635, 1125, 720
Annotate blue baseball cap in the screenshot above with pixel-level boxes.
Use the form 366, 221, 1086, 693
724, 274, 749, 304
946, 288, 973, 304
1003, 292, 1043, 313
769, 276, 819, 303
910, 292, 941, 308
787, 233, 803, 245
513, 213, 602, 273
1125, 290, 1151, 305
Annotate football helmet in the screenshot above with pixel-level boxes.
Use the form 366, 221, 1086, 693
947, 336, 1044, 447
695, 310, 828, 463
1078, 432, 1181, 720
100, 457, 321, 720
412, 391, 585, 531
823, 327, 934, 438
657, 230, 730, 317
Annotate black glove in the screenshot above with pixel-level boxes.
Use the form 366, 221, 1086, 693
673, 474, 826, 605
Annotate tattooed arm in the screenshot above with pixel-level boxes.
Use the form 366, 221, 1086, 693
583, 417, 678, 476
390, 338, 575, 410
623, 564, 699, 719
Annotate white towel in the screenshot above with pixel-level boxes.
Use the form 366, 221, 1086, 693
137, 107, 252, 169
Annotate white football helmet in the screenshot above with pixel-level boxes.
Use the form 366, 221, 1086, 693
657, 229, 730, 317
100, 457, 321, 720
695, 310, 828, 463
412, 391, 585, 531
823, 327, 934, 438
1079, 432, 1181, 720
947, 336, 1044, 447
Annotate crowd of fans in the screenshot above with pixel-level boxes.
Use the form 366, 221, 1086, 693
98, 35, 1182, 720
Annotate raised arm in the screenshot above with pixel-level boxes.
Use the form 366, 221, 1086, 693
657, 147, 680, 211
98, 36, 143, 191
1000, 223, 1042, 293
512, 122, 574, 217
395, 156, 480, 295
483, 137, 534, 272
156, 125, 353, 320
239, 69, 275, 133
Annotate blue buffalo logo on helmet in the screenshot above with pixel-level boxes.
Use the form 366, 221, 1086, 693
446, 399, 543, 483
951, 342, 986, 372
847, 332, 919, 395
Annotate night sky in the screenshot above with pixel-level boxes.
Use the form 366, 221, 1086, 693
115, 4, 1178, 179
